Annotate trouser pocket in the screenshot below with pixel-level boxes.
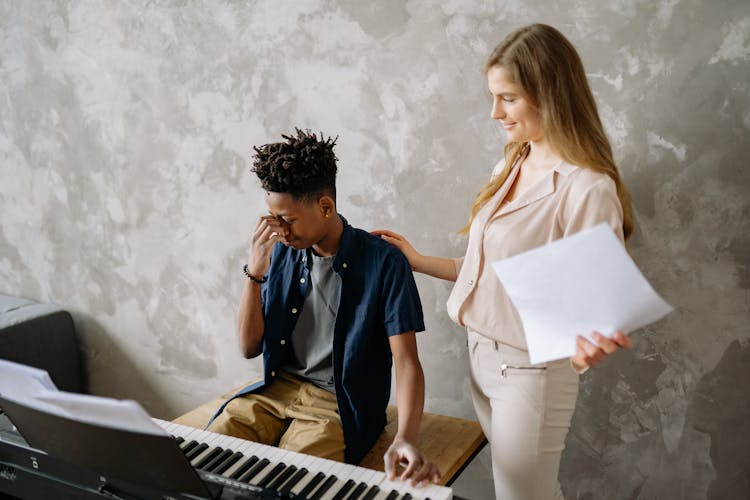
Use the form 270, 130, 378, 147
500, 363, 547, 377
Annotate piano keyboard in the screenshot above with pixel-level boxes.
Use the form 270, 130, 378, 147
154, 419, 453, 500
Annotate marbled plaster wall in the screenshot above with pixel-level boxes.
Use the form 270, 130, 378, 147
1, 0, 748, 498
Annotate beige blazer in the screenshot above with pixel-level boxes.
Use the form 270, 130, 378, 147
446, 158, 625, 350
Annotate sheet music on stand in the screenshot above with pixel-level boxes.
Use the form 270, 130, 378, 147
0, 359, 214, 499
0, 359, 166, 436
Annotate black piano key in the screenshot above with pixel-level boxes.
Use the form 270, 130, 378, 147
238, 457, 270, 483
204, 449, 236, 473
310, 475, 339, 500
384, 490, 400, 500
278, 467, 308, 495
266, 464, 297, 490
229, 455, 259, 480
330, 478, 356, 500
256, 462, 286, 487
402, 494, 413, 500
344, 481, 369, 500
360, 484, 380, 500
214, 451, 243, 475
180, 440, 198, 453
297, 471, 327, 498
185, 442, 209, 461
194, 447, 223, 469
203, 448, 233, 472
174, 436, 185, 444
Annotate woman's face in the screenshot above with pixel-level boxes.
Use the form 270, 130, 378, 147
487, 65, 544, 143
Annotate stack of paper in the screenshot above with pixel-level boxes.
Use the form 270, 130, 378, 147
0, 359, 166, 436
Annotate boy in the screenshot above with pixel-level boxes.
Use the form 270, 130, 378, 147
207, 129, 440, 484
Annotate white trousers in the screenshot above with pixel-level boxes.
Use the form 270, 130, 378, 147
468, 330, 580, 500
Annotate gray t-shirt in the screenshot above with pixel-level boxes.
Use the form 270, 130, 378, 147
283, 252, 340, 392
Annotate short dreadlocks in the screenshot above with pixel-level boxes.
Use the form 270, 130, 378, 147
251, 128, 338, 200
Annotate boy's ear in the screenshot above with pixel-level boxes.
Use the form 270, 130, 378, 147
317, 195, 335, 218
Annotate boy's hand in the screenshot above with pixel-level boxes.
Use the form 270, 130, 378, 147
384, 438, 441, 486
247, 215, 289, 278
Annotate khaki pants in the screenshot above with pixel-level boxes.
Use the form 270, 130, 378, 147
468, 330, 580, 500
207, 371, 345, 462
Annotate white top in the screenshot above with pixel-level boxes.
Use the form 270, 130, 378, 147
446, 158, 625, 350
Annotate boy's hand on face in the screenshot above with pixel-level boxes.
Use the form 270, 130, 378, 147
384, 439, 441, 486
247, 215, 290, 278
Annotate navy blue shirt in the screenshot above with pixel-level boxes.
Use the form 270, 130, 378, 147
213, 216, 425, 464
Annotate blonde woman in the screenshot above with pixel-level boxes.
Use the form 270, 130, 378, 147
374, 24, 633, 499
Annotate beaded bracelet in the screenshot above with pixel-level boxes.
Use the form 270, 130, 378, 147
243, 264, 267, 284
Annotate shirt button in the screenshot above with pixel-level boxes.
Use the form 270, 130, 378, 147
300, 278, 306, 283
342, 263, 348, 269
468, 279, 474, 286
271, 371, 276, 377
291, 308, 298, 314
280, 339, 286, 345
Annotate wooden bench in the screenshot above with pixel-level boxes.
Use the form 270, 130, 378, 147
172, 389, 486, 486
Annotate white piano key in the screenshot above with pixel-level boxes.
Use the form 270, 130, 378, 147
346, 463, 371, 483
330, 459, 360, 484
352, 466, 375, 484
371, 489, 393, 500
190, 446, 218, 467
172, 426, 200, 443
285, 471, 312, 496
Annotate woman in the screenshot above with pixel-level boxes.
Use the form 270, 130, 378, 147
374, 24, 633, 499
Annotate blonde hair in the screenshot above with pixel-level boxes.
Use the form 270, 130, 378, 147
462, 23, 634, 240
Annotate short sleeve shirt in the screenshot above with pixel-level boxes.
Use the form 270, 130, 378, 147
255, 215, 425, 464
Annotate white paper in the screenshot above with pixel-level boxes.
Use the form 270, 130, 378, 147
491, 223, 673, 364
33, 392, 166, 435
0, 359, 166, 436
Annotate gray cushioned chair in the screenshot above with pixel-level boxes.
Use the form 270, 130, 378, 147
0, 294, 85, 393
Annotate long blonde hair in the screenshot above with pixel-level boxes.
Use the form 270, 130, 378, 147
462, 24, 634, 240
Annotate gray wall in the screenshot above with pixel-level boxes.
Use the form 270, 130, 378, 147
1, 1, 748, 498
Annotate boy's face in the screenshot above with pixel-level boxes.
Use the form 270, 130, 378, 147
265, 191, 331, 250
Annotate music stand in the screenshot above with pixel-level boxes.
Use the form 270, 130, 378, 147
0, 396, 215, 499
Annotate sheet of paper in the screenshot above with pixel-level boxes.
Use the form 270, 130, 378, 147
0, 359, 58, 395
491, 223, 673, 364
33, 392, 166, 435
0, 359, 166, 436
0, 359, 63, 415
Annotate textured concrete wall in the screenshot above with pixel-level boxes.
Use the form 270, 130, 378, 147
1, 1, 748, 498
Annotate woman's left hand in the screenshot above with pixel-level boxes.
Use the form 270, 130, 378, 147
571, 331, 632, 372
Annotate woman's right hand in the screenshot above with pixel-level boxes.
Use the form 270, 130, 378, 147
247, 215, 290, 278
371, 229, 422, 271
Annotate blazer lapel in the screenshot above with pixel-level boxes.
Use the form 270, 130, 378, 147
481, 164, 521, 222
492, 170, 556, 219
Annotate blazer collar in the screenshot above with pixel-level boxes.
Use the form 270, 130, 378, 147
494, 160, 576, 217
